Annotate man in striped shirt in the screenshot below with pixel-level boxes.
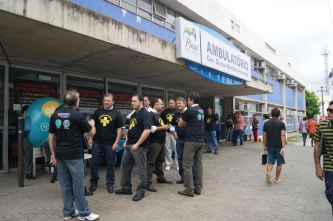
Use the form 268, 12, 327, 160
314, 101, 333, 217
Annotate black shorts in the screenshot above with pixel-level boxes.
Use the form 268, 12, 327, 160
309, 134, 314, 138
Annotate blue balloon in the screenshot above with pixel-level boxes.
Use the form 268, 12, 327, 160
25, 97, 63, 148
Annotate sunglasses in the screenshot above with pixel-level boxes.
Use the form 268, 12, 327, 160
327, 108, 333, 113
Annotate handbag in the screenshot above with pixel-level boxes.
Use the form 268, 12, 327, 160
261, 152, 267, 165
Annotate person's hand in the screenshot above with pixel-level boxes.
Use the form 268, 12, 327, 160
132, 143, 139, 151
263, 146, 267, 152
87, 138, 93, 148
112, 142, 118, 151
123, 141, 128, 149
316, 167, 325, 181
163, 124, 170, 130
279, 147, 285, 155
50, 155, 57, 166
173, 134, 178, 140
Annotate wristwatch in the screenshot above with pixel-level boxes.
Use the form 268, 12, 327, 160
115, 141, 119, 144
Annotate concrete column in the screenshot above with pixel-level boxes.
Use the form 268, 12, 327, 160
302, 88, 306, 116
281, 78, 286, 119
260, 68, 267, 114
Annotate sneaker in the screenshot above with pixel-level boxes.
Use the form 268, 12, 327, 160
176, 166, 179, 171
165, 166, 170, 171
63, 209, 78, 220
78, 213, 99, 221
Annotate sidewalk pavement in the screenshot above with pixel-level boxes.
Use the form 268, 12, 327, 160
0, 138, 330, 221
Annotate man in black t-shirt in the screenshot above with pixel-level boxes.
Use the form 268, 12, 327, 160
161, 99, 178, 171
170, 97, 196, 184
88, 93, 124, 194
177, 92, 204, 197
48, 90, 99, 220
115, 94, 152, 202
263, 108, 286, 185
146, 98, 172, 192
204, 106, 219, 154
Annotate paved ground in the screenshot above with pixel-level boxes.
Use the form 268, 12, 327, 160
0, 135, 331, 221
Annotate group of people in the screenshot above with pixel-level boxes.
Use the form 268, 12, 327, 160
48, 90, 205, 220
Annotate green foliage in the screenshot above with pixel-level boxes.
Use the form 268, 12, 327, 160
305, 90, 320, 118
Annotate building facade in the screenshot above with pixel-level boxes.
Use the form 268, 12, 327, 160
0, 0, 305, 173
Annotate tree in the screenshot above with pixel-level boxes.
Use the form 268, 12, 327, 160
305, 90, 320, 118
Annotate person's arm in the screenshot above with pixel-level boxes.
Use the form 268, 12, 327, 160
155, 124, 170, 132
48, 133, 56, 166
131, 129, 151, 151
262, 131, 267, 151
178, 119, 187, 127
87, 119, 95, 147
112, 128, 123, 151
279, 130, 286, 155
314, 140, 324, 180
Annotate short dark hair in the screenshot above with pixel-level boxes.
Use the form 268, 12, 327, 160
104, 93, 114, 101
151, 98, 161, 108
206, 106, 212, 109
63, 90, 79, 107
330, 100, 333, 105
263, 114, 270, 120
303, 117, 306, 121
271, 108, 280, 118
133, 94, 144, 102
187, 92, 200, 104
22, 105, 29, 113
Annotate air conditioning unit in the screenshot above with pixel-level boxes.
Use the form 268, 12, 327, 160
244, 50, 251, 57
286, 110, 291, 115
286, 80, 294, 85
258, 61, 266, 69
291, 111, 296, 115
278, 73, 286, 80
298, 112, 303, 116
243, 104, 253, 111
292, 82, 298, 87
267, 107, 273, 113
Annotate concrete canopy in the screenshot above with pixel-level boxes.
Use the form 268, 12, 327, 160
0, 0, 272, 97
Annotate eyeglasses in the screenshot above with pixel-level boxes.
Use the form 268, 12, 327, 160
327, 108, 333, 113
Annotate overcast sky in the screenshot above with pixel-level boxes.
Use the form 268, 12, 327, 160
217, 0, 333, 96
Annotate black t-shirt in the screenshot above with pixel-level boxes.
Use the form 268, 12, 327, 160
128, 107, 152, 148
49, 106, 92, 160
171, 111, 187, 140
161, 108, 178, 132
204, 113, 217, 131
149, 112, 166, 144
263, 118, 286, 149
91, 107, 124, 145
181, 105, 205, 142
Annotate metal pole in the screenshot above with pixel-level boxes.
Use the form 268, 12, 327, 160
18, 116, 24, 187
321, 86, 325, 118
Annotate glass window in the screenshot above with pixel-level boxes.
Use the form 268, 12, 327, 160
107, 0, 120, 5
153, 15, 165, 26
122, 0, 137, 13
124, 0, 136, 5
66, 76, 104, 119
166, 7, 176, 24
167, 90, 185, 101
108, 81, 137, 123
138, 8, 152, 20
154, 1, 166, 17
142, 86, 164, 104
139, 0, 152, 11
0, 66, 4, 127
9, 68, 60, 126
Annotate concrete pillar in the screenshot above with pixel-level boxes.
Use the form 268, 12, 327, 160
260, 68, 267, 114
281, 78, 286, 119
302, 88, 306, 116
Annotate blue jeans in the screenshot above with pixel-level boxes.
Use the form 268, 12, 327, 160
57, 158, 91, 217
90, 141, 115, 186
226, 127, 232, 141
325, 172, 333, 209
176, 139, 196, 181
233, 130, 244, 145
205, 131, 219, 153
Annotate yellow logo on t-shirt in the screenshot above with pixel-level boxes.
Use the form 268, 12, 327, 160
159, 118, 165, 126
99, 114, 112, 126
166, 113, 174, 122
129, 118, 137, 130
206, 118, 212, 124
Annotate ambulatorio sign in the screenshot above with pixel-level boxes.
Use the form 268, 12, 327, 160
175, 17, 251, 82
